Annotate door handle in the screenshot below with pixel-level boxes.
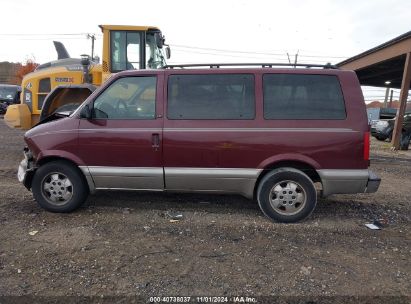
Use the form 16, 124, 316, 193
152, 133, 160, 151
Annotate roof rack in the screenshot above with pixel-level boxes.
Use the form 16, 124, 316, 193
165, 63, 338, 69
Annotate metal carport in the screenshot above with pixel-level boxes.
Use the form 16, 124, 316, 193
337, 31, 411, 150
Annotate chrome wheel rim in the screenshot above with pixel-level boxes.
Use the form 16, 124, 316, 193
269, 180, 306, 215
41, 172, 73, 205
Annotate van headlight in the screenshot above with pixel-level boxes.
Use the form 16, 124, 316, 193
23, 146, 33, 161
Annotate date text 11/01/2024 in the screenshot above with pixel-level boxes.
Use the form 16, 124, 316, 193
149, 296, 257, 303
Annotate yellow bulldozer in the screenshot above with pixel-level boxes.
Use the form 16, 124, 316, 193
5, 25, 170, 129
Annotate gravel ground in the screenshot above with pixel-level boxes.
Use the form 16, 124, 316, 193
0, 119, 409, 303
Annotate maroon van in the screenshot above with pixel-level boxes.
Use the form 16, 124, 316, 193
17, 64, 381, 222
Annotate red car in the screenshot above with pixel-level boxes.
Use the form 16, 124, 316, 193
18, 64, 380, 222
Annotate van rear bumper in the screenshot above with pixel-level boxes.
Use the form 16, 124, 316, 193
365, 170, 381, 193
317, 169, 381, 197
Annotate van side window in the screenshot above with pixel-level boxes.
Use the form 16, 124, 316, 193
167, 74, 255, 120
263, 74, 346, 120
93, 76, 156, 120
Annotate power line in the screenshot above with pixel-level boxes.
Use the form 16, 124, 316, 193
362, 89, 401, 91
172, 49, 290, 61
0, 32, 101, 36
0, 34, 347, 60
172, 44, 286, 56
295, 49, 349, 58
173, 49, 334, 64
0, 33, 89, 36
0, 37, 94, 41
172, 44, 348, 59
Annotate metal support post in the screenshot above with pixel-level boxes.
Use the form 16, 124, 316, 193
391, 52, 411, 150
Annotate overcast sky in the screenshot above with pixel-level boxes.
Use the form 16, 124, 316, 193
1, 0, 410, 101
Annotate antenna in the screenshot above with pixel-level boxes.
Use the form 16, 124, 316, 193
294, 50, 299, 68
287, 52, 292, 64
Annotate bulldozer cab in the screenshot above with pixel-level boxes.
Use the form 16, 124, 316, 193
100, 25, 169, 83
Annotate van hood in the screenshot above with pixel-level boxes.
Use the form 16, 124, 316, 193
24, 117, 80, 160
34, 111, 72, 127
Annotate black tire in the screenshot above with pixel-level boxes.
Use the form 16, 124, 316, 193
32, 161, 89, 212
375, 135, 387, 141
400, 130, 411, 150
257, 167, 317, 223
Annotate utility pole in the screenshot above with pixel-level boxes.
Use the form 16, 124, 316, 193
383, 86, 390, 108
388, 89, 394, 108
87, 34, 96, 60
383, 80, 391, 108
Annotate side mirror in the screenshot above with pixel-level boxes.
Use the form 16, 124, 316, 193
165, 46, 171, 59
80, 104, 92, 119
154, 32, 164, 48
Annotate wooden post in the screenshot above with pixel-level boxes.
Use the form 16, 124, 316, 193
391, 52, 411, 149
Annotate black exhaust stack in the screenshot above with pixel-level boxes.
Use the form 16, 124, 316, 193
80, 54, 91, 84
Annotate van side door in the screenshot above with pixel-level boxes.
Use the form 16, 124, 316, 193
77, 73, 164, 190
162, 72, 259, 198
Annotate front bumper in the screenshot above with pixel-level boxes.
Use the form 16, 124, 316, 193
17, 148, 36, 190
17, 158, 28, 183
318, 169, 381, 197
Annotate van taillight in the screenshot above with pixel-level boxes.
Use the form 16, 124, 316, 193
364, 131, 370, 161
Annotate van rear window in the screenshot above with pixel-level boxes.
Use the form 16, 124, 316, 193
263, 74, 346, 120
167, 74, 255, 120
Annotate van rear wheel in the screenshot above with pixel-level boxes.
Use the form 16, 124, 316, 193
257, 168, 317, 223
32, 161, 88, 212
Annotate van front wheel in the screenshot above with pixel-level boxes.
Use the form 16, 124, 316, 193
32, 161, 88, 212
257, 168, 317, 223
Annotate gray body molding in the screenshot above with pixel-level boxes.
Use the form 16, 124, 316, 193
317, 169, 370, 197
79, 166, 378, 199
79, 166, 261, 198
164, 168, 262, 198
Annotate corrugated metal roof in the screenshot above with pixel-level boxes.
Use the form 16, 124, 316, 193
337, 30, 411, 67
